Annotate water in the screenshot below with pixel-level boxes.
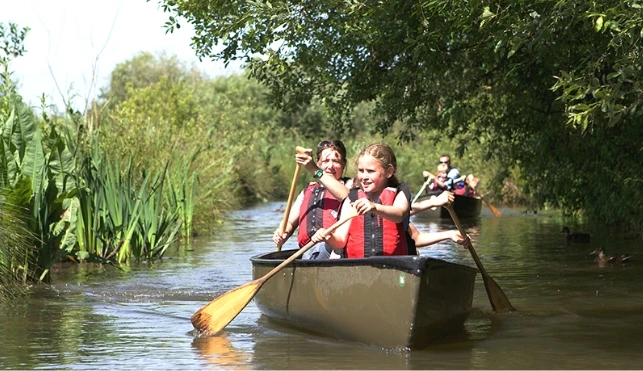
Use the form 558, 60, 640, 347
1, 202, 642, 369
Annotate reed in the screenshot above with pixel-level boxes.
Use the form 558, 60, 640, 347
0, 189, 35, 305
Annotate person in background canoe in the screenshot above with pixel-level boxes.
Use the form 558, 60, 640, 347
310, 143, 412, 258
272, 140, 352, 259
423, 153, 460, 191
424, 162, 449, 192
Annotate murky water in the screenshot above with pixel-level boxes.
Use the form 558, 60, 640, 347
2, 202, 643, 369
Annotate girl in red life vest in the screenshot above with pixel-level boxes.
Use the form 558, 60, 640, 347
310, 143, 410, 258
426, 162, 449, 192
272, 140, 353, 259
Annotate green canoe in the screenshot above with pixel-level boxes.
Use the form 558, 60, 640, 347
250, 250, 478, 349
414, 193, 482, 219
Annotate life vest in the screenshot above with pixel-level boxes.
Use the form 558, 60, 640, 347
297, 182, 343, 247
429, 175, 448, 191
453, 180, 472, 196
346, 186, 408, 258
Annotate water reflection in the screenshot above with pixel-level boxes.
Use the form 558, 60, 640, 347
2, 202, 643, 369
192, 333, 251, 369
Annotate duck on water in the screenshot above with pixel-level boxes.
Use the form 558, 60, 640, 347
562, 226, 591, 244
591, 246, 631, 267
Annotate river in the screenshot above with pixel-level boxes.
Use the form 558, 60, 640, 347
1, 202, 642, 369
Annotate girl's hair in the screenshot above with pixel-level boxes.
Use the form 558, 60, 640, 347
317, 140, 347, 166
353, 143, 400, 188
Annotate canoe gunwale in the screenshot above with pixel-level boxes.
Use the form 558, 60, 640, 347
250, 250, 478, 277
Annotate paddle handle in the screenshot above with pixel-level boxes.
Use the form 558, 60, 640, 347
276, 146, 308, 251
263, 208, 358, 283
412, 181, 429, 204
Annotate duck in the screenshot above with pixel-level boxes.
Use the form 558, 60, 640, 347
590, 247, 631, 267
562, 226, 592, 244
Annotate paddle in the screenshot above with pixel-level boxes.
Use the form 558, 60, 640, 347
276, 146, 308, 251
445, 203, 515, 313
466, 175, 502, 217
412, 179, 430, 204
191, 206, 360, 335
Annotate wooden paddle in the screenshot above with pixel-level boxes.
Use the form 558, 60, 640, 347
445, 204, 515, 313
276, 146, 308, 251
466, 175, 502, 217
191, 206, 360, 335
412, 179, 430, 204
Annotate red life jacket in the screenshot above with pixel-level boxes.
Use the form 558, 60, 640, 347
429, 175, 448, 191
453, 180, 473, 196
297, 182, 342, 247
345, 187, 407, 258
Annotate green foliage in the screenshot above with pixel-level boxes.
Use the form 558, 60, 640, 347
99, 51, 206, 106
97, 55, 316, 233
158, 0, 643, 232
70, 139, 184, 265
1, 75, 188, 283
0, 22, 29, 63
0, 190, 35, 305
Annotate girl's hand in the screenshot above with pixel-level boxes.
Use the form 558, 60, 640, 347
311, 228, 330, 243
295, 150, 317, 173
273, 228, 288, 245
451, 231, 471, 248
353, 198, 376, 215
435, 191, 454, 206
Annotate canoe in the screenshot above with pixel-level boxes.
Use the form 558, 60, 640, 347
414, 193, 482, 219
250, 250, 478, 349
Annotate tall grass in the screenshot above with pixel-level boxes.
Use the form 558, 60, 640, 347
73, 141, 182, 264
0, 189, 35, 305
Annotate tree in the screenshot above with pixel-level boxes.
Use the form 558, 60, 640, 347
99, 51, 206, 106
156, 0, 643, 230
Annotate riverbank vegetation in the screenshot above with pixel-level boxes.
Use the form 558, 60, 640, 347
2, 0, 643, 297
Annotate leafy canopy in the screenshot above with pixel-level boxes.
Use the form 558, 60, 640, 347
156, 0, 643, 230
156, 0, 642, 139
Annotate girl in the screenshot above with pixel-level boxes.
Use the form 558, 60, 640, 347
311, 143, 410, 257
273, 140, 352, 259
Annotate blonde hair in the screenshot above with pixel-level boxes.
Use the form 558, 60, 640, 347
437, 163, 448, 174
353, 143, 400, 187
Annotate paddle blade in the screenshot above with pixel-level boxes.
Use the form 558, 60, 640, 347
482, 196, 503, 217
191, 280, 261, 335
480, 273, 516, 313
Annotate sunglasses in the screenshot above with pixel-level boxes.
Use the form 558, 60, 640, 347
439, 160, 450, 164
318, 140, 346, 151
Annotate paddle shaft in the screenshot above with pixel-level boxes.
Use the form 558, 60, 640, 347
445, 205, 490, 274
466, 177, 502, 217
412, 181, 429, 204
276, 147, 308, 251
445, 203, 515, 312
263, 207, 358, 284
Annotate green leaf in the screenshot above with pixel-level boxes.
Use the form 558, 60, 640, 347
595, 16, 603, 32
